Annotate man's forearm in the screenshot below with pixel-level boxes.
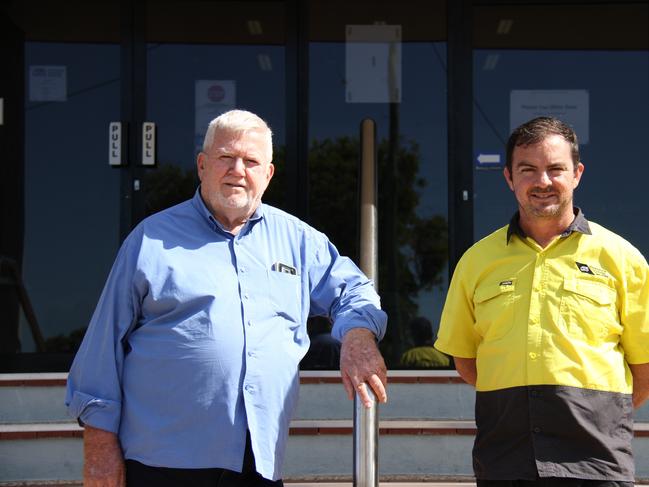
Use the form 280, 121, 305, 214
629, 362, 649, 408
84, 425, 125, 486
454, 357, 477, 386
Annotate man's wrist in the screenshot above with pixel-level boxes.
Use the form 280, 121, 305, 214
342, 327, 376, 342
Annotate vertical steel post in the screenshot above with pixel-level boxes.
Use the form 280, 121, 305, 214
354, 118, 379, 487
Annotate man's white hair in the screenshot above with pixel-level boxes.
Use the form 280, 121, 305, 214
202, 109, 273, 162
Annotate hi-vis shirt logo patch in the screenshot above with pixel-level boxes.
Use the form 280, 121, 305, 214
576, 262, 594, 274
575, 261, 609, 277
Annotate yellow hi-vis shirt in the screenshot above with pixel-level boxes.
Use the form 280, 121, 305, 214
435, 219, 649, 393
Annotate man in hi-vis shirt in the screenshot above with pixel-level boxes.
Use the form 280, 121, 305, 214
436, 117, 649, 486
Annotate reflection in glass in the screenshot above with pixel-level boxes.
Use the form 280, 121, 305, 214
21, 42, 121, 354
145, 43, 287, 213
309, 40, 449, 367
474, 49, 649, 258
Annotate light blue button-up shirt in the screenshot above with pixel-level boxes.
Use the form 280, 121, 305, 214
66, 190, 386, 480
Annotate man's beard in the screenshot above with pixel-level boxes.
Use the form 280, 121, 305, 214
524, 190, 571, 219
215, 190, 261, 212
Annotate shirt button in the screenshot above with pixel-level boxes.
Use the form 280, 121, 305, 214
529, 352, 537, 359
240, 267, 246, 273
247, 351, 255, 357
533, 426, 541, 433
247, 320, 252, 327
244, 294, 249, 300
244, 384, 254, 393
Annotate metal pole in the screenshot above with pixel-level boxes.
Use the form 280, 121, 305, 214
354, 118, 379, 487
359, 119, 378, 288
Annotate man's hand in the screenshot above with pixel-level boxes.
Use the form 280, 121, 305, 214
340, 328, 387, 408
83, 425, 125, 487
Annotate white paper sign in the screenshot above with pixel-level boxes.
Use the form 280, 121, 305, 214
29, 66, 67, 102
345, 25, 401, 103
195, 80, 236, 153
510, 90, 589, 144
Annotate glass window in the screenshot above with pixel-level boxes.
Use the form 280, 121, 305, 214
144, 1, 287, 214
10, 1, 122, 359
306, 0, 449, 368
473, 3, 649, 259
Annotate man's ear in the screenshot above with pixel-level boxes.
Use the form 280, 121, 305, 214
196, 152, 206, 181
266, 162, 275, 182
503, 166, 515, 191
573, 162, 585, 189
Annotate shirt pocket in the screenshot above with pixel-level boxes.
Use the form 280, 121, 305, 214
473, 279, 516, 342
560, 277, 620, 342
267, 269, 302, 324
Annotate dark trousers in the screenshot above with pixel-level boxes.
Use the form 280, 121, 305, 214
125, 433, 283, 487
477, 480, 633, 487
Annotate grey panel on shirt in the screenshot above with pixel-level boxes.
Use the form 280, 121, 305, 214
473, 385, 634, 481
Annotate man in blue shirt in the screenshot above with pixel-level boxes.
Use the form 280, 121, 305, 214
66, 109, 388, 486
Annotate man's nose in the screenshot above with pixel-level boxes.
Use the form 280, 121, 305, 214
535, 171, 552, 186
229, 157, 246, 174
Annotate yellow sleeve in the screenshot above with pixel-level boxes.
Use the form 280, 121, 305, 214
620, 250, 649, 364
434, 254, 480, 358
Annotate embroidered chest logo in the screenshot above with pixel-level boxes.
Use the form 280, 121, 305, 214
575, 262, 594, 274
575, 261, 609, 277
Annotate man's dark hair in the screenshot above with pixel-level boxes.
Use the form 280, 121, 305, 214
409, 317, 434, 346
506, 117, 580, 172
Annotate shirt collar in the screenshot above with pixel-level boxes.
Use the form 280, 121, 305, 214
506, 207, 592, 244
191, 187, 264, 233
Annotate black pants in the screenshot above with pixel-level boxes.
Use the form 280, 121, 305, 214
477, 480, 633, 487
125, 433, 283, 487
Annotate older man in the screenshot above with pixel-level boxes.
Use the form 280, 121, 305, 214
66, 110, 387, 486
436, 117, 649, 486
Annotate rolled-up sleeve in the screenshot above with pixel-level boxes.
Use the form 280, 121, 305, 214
65, 230, 144, 433
307, 232, 387, 341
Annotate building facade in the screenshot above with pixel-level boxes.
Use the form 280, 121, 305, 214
1, 0, 647, 372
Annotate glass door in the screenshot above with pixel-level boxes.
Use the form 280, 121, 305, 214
306, 0, 450, 366
140, 0, 288, 216
0, 0, 289, 372
472, 2, 649, 256
1, 1, 123, 370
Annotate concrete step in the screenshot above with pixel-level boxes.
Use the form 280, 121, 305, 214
4, 373, 649, 484
0, 372, 476, 424
0, 421, 476, 483
0, 374, 69, 424
5, 420, 649, 483
0, 483, 478, 487
5, 371, 649, 423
